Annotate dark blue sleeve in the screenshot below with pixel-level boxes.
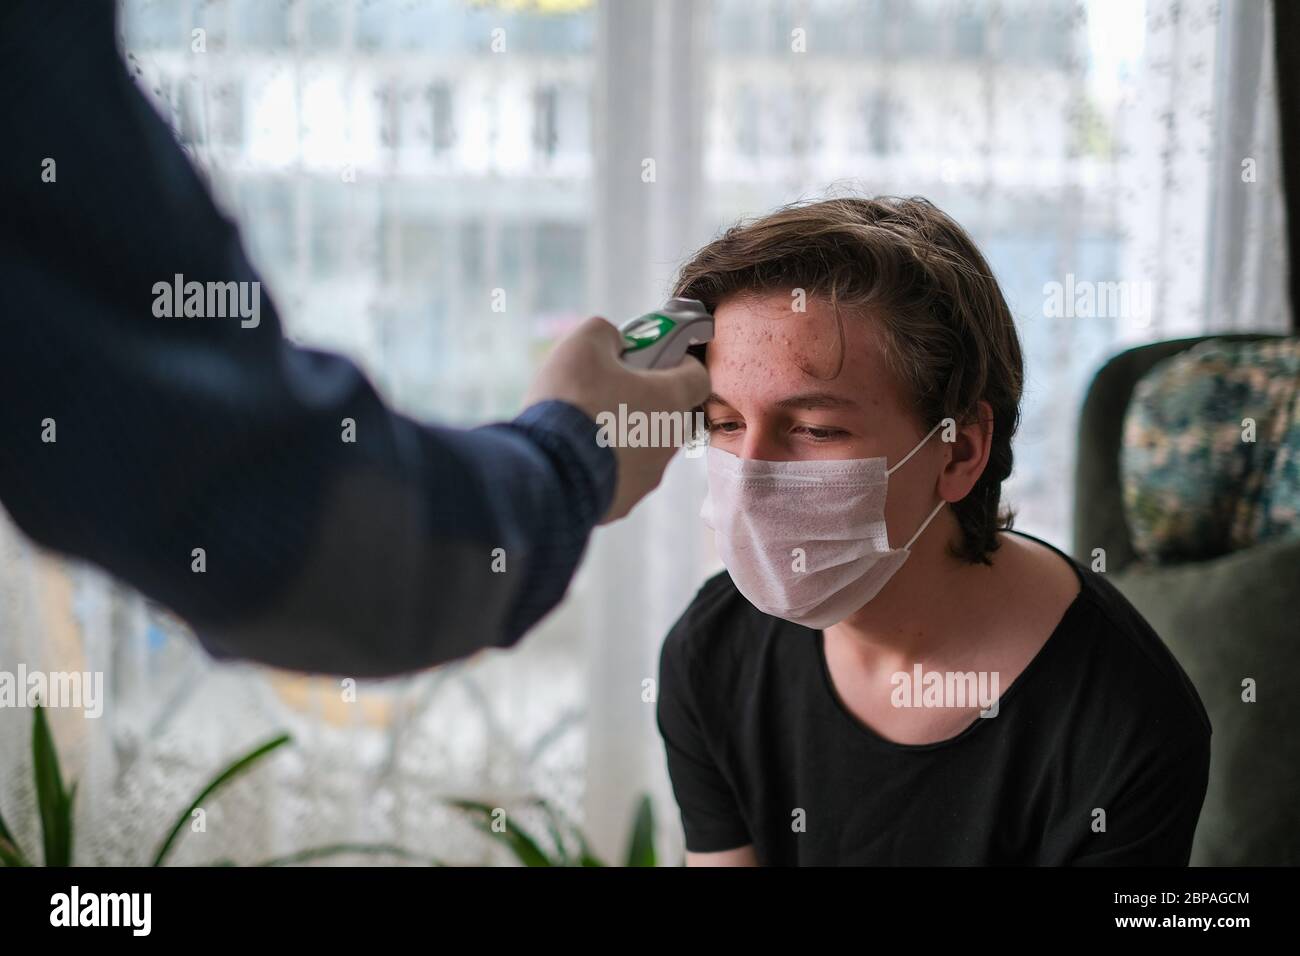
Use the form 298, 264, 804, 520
0, 0, 616, 676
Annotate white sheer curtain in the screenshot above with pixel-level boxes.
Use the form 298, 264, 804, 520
0, 0, 1288, 867
583, 0, 1290, 860
1206, 0, 1292, 333
582, 0, 714, 858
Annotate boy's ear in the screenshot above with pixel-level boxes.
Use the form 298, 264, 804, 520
939, 401, 994, 500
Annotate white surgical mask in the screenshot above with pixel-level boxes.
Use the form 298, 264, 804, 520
701, 422, 946, 628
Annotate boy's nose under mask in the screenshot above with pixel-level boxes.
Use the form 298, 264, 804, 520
700, 422, 945, 629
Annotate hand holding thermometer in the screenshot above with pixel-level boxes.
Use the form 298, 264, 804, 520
619, 297, 714, 369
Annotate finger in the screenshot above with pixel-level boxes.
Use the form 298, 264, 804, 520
643, 353, 711, 407
575, 315, 623, 354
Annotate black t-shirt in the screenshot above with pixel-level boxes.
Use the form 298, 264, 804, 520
656, 530, 1212, 865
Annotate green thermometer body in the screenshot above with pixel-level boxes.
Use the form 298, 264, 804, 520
619, 297, 714, 369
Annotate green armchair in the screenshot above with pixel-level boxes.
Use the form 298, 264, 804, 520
1072, 333, 1300, 866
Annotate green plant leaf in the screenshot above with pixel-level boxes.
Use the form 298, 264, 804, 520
0, 833, 31, 867
446, 799, 554, 867
533, 798, 573, 866
623, 793, 656, 868
66, 781, 78, 867
32, 704, 73, 866
254, 843, 446, 867
151, 733, 291, 867
0, 801, 26, 866
571, 815, 605, 867
523, 797, 606, 866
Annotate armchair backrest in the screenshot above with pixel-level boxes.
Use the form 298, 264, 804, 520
1071, 334, 1286, 571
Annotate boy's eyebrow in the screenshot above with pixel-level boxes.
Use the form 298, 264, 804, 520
775, 391, 859, 410
705, 391, 859, 411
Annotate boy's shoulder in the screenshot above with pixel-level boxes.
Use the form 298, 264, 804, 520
660, 569, 784, 683
1044, 557, 1213, 747
1006, 529, 1211, 743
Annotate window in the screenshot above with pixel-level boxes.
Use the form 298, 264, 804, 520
1, 0, 1275, 868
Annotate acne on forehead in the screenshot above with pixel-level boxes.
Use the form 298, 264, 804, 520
709, 293, 908, 414
714, 297, 864, 376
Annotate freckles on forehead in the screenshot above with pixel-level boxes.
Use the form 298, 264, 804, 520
709, 296, 832, 383
706, 293, 901, 413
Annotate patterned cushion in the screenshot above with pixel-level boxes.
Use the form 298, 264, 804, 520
1121, 338, 1300, 563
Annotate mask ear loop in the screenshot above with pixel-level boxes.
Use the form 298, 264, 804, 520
886, 420, 945, 476
887, 421, 948, 551
903, 499, 947, 551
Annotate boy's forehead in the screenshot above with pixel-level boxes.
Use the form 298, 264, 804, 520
709, 294, 894, 398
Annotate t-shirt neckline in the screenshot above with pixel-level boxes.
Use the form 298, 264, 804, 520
811, 529, 1090, 754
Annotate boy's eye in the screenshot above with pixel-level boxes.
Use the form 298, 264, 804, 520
795, 425, 848, 441
708, 420, 743, 434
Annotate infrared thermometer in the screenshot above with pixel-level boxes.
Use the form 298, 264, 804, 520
619, 297, 714, 369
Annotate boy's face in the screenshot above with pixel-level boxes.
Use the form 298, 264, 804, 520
703, 291, 949, 555
704, 292, 926, 464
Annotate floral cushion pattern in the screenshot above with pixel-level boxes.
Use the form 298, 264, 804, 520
1121, 338, 1300, 563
